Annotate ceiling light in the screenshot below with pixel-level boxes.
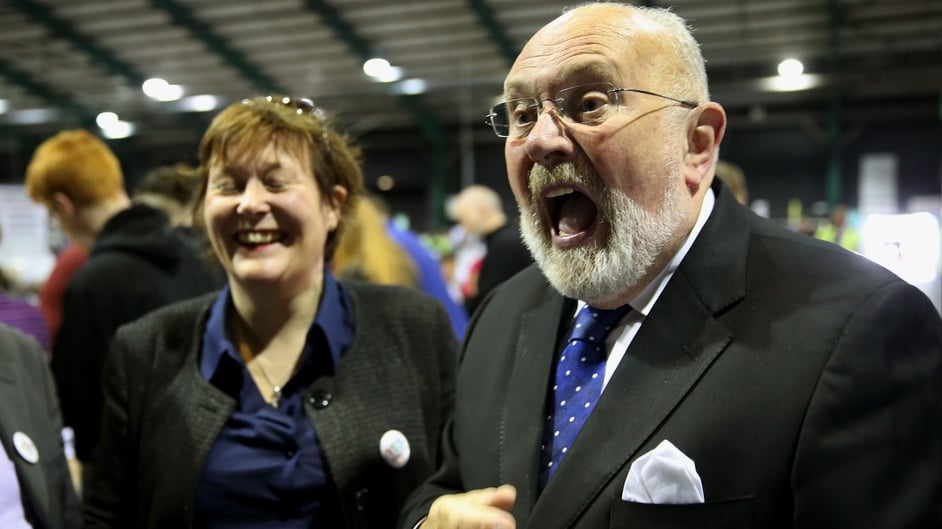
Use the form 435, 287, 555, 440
96, 111, 119, 128
7, 108, 57, 124
395, 78, 427, 95
777, 58, 804, 78
100, 121, 135, 140
363, 58, 390, 77
760, 73, 823, 92
96, 112, 133, 139
142, 78, 184, 101
376, 66, 403, 83
180, 95, 219, 112
363, 58, 403, 83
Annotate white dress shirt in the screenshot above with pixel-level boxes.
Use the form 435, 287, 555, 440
578, 188, 716, 389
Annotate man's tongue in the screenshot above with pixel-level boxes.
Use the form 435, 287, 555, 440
556, 193, 598, 236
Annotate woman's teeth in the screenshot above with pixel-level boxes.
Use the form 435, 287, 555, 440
237, 231, 283, 244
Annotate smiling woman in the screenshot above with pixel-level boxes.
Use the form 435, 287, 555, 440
203, 139, 346, 292
195, 96, 362, 263
82, 96, 459, 529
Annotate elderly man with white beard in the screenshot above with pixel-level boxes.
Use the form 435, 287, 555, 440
399, 3, 942, 529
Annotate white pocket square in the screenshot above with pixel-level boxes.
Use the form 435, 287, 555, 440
622, 439, 705, 504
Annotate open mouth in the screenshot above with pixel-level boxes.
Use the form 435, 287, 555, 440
541, 184, 600, 247
234, 230, 286, 247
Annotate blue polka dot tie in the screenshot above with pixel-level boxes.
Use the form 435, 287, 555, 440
539, 303, 631, 490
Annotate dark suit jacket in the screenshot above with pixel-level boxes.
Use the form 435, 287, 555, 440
0, 324, 81, 529
83, 282, 457, 529
401, 180, 942, 528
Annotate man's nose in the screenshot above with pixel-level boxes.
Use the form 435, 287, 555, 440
524, 108, 575, 168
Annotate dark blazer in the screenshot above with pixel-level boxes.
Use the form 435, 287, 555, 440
0, 324, 81, 529
83, 282, 457, 529
401, 179, 942, 528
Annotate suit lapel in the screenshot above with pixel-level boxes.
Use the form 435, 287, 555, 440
500, 288, 571, 520
180, 362, 235, 529
526, 182, 749, 529
156, 310, 235, 529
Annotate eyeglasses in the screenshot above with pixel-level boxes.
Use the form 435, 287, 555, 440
243, 95, 331, 154
485, 83, 698, 139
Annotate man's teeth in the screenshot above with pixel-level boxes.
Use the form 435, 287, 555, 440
545, 187, 575, 198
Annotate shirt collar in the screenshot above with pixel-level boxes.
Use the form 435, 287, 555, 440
312, 271, 354, 368
199, 271, 354, 382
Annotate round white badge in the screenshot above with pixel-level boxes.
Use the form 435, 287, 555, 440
12, 432, 39, 464
379, 429, 411, 469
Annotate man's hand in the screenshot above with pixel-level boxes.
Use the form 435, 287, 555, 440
421, 485, 517, 529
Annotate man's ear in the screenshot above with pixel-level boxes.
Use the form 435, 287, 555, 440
50, 192, 76, 218
327, 185, 348, 231
684, 102, 726, 188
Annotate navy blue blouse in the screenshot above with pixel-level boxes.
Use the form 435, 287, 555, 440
194, 273, 354, 528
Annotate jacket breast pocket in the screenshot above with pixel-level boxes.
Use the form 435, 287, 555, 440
610, 497, 754, 529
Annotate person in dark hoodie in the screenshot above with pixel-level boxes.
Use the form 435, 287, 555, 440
132, 162, 226, 284
24, 129, 223, 491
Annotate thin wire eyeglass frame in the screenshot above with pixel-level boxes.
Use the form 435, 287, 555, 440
484, 83, 699, 139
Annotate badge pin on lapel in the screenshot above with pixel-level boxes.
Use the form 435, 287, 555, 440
379, 429, 410, 468
12, 432, 39, 464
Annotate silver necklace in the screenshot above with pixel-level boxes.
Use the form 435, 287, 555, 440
253, 359, 287, 408
235, 323, 291, 408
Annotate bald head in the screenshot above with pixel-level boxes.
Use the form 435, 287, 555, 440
511, 3, 709, 102
451, 185, 507, 236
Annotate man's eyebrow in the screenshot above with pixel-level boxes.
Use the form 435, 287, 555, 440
557, 60, 615, 84
502, 61, 616, 98
503, 81, 528, 99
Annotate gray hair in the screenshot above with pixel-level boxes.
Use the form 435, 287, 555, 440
564, 2, 710, 102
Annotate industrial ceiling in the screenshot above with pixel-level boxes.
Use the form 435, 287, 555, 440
0, 0, 940, 152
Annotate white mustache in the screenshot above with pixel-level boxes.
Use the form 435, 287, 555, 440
528, 162, 605, 200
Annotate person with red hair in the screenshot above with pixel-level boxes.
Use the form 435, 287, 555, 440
25, 129, 221, 488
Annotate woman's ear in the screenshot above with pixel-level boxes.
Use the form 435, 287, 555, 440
684, 102, 726, 188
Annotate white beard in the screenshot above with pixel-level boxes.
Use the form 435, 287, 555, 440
519, 162, 686, 305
